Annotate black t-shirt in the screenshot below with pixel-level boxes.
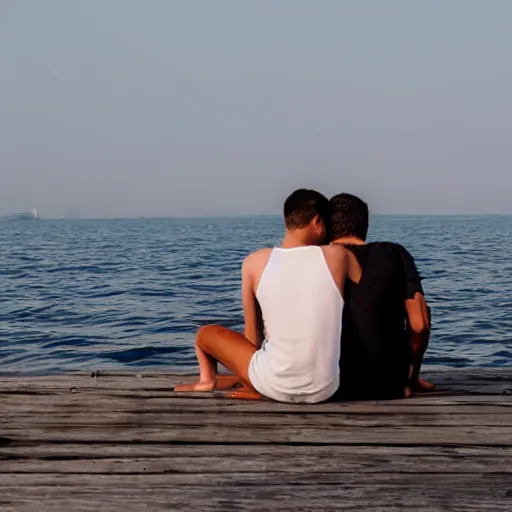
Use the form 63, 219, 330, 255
334, 242, 424, 400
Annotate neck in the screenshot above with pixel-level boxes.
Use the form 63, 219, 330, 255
331, 235, 366, 246
281, 229, 316, 248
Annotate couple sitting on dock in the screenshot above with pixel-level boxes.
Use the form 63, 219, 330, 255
176, 189, 434, 402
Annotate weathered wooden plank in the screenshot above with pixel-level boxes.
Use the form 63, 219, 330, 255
2, 424, 512, 446
1, 473, 512, 512
4, 401, 512, 419
1, 367, 511, 393
3, 446, 512, 474
3, 411, 512, 427
2, 369, 512, 512
2, 443, 509, 460
1, 377, 510, 393
3, 390, 512, 412
0, 497, 508, 512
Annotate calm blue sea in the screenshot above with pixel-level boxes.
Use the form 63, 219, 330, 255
1, 215, 511, 375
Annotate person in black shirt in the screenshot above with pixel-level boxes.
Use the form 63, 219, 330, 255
329, 193, 434, 400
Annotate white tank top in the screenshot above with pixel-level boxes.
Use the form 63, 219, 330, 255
248, 246, 344, 403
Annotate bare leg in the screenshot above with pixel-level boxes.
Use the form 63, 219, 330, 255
174, 339, 218, 391
174, 325, 262, 399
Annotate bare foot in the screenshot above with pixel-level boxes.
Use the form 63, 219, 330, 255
224, 388, 263, 400
404, 386, 413, 398
411, 377, 436, 392
174, 376, 245, 393
215, 375, 244, 391
174, 381, 215, 392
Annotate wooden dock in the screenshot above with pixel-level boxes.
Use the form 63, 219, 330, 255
1, 368, 512, 511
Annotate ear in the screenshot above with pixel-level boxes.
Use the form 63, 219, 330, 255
312, 214, 323, 228
312, 215, 326, 238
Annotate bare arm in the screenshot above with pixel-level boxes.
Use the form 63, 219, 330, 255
405, 292, 429, 334
400, 245, 430, 369
398, 244, 428, 334
241, 257, 263, 347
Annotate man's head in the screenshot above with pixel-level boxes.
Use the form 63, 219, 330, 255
283, 189, 331, 244
330, 193, 369, 241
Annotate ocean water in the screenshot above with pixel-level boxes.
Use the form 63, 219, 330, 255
0, 215, 511, 375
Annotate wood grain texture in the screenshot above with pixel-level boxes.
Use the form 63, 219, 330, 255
1, 368, 512, 511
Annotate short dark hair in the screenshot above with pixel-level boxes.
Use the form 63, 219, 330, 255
283, 189, 331, 230
330, 193, 369, 240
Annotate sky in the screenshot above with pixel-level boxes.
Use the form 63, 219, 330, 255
1, 0, 511, 218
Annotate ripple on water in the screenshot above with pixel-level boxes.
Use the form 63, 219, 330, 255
0, 215, 511, 374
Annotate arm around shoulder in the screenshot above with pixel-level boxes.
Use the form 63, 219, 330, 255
322, 245, 361, 296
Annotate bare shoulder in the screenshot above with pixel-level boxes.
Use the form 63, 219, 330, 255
242, 248, 273, 274
242, 248, 273, 294
243, 248, 272, 265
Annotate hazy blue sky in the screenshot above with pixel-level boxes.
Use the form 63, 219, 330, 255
1, 1, 511, 217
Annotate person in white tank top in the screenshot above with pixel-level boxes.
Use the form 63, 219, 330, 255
175, 189, 361, 403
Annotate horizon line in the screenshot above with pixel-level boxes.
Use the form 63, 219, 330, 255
7, 212, 512, 221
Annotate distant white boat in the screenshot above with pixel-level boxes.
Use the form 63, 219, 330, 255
0, 209, 40, 221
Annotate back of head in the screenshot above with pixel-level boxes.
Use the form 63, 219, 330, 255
330, 193, 369, 241
283, 189, 331, 230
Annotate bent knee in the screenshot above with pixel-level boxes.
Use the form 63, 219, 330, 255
196, 324, 223, 346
